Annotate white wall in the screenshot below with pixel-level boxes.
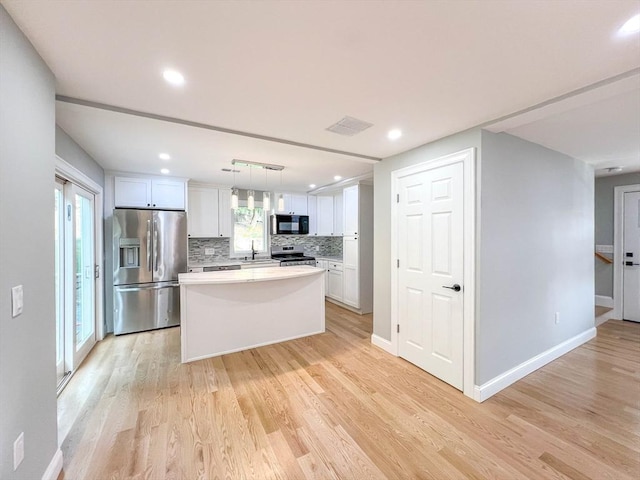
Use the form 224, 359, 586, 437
372, 128, 482, 340
477, 131, 594, 384
0, 5, 59, 479
373, 127, 594, 393
56, 125, 105, 187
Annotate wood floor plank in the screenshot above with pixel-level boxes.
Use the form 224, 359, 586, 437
58, 308, 640, 479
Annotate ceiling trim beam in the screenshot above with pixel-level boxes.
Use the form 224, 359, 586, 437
481, 67, 640, 133
55, 95, 382, 163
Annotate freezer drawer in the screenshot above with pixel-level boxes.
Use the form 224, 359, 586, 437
114, 282, 180, 335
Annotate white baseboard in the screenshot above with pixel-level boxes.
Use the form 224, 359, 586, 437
371, 334, 397, 355
595, 295, 614, 308
42, 448, 63, 480
473, 327, 597, 403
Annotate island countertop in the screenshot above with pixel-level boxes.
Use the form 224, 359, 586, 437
179, 265, 323, 285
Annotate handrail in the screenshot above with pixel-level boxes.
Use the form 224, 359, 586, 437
595, 252, 613, 264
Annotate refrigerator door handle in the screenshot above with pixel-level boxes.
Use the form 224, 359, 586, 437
115, 282, 179, 292
146, 219, 152, 271
153, 219, 159, 272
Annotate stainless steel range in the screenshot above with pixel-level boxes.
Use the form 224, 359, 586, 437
271, 246, 316, 266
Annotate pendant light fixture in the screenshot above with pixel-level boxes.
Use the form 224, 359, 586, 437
263, 168, 271, 211
247, 166, 255, 210
231, 168, 239, 210
277, 169, 285, 212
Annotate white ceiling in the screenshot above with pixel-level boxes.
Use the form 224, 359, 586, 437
3, 0, 640, 188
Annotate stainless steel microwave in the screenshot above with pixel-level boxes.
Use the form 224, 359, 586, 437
270, 214, 309, 235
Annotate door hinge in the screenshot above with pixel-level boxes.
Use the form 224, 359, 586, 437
396, 193, 400, 203
397, 324, 400, 333
397, 259, 399, 268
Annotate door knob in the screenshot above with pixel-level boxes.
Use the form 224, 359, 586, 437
442, 284, 461, 292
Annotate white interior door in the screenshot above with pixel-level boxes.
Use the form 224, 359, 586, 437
397, 161, 464, 390
623, 191, 640, 322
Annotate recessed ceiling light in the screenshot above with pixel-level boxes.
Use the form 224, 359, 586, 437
334, 175, 342, 181
160, 168, 170, 175
606, 166, 623, 173
619, 14, 640, 35
309, 184, 316, 189
158, 153, 171, 160
387, 129, 402, 141
162, 69, 185, 86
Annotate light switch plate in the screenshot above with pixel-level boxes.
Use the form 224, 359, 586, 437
204, 248, 215, 255
11, 285, 23, 318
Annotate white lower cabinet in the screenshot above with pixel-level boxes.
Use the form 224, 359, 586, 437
327, 261, 343, 301
316, 259, 329, 293
342, 236, 359, 308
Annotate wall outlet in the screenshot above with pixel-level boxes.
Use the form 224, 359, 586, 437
315, 246, 320, 252
554, 312, 560, 325
13, 432, 24, 470
204, 248, 215, 255
11, 285, 23, 317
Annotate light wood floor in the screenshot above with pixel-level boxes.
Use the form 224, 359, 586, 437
58, 303, 640, 479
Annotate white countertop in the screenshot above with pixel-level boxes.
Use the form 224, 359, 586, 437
316, 256, 343, 262
179, 265, 324, 285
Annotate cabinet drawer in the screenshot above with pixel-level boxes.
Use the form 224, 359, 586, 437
329, 262, 343, 271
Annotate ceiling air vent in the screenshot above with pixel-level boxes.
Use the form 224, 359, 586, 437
326, 116, 374, 136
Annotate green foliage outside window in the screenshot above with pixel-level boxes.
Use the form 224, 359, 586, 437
233, 206, 265, 252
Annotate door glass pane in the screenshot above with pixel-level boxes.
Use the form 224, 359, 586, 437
75, 193, 94, 348
55, 187, 64, 380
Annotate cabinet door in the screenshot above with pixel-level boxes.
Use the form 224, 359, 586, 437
114, 177, 152, 208
334, 192, 344, 236
315, 259, 328, 295
187, 187, 219, 237
292, 195, 308, 215
342, 236, 359, 308
218, 188, 232, 237
343, 185, 358, 236
307, 196, 318, 235
152, 179, 186, 210
316, 196, 334, 235
327, 269, 343, 301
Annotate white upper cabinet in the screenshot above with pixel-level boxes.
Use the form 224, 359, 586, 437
334, 192, 344, 236
114, 176, 185, 210
307, 195, 317, 235
316, 195, 335, 235
277, 193, 308, 215
187, 185, 233, 238
188, 186, 219, 237
343, 185, 359, 236
218, 188, 233, 238
114, 177, 152, 208
152, 179, 186, 209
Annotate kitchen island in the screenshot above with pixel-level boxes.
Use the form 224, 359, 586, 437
178, 266, 325, 363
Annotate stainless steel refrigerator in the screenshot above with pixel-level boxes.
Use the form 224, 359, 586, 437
113, 209, 187, 335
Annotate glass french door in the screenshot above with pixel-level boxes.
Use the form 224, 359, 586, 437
55, 179, 97, 391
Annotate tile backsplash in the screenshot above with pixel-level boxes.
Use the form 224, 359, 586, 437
188, 238, 230, 264
188, 235, 342, 264
270, 235, 342, 257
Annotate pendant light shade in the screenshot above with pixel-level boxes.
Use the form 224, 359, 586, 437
277, 194, 285, 212
247, 190, 255, 210
231, 187, 239, 210
263, 191, 271, 211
